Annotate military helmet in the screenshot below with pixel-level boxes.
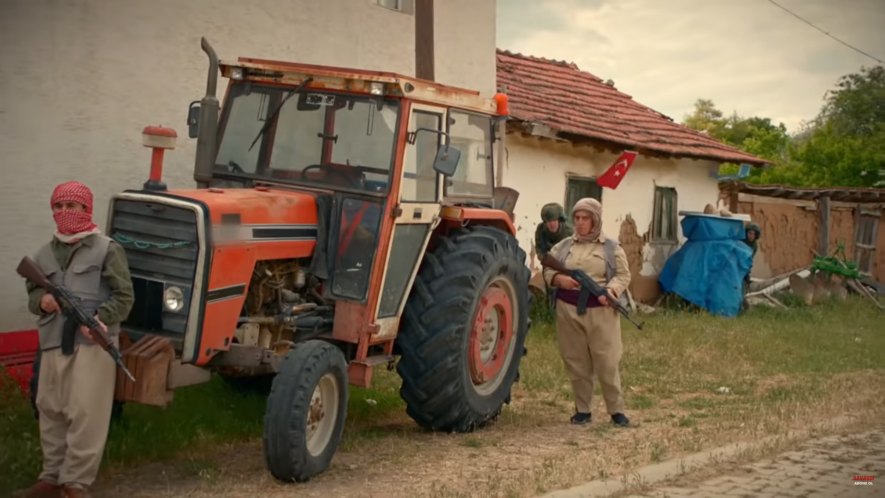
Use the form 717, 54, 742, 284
540, 202, 566, 222
746, 222, 762, 238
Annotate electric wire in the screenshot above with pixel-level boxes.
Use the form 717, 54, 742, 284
766, 0, 883, 64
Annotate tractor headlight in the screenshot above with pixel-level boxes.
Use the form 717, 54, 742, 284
163, 286, 185, 312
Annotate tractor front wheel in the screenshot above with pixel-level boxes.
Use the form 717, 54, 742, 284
263, 340, 348, 482
397, 225, 530, 431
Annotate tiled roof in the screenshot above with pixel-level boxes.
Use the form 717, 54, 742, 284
496, 50, 768, 166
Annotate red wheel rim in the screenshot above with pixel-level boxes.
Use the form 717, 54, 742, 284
468, 286, 514, 388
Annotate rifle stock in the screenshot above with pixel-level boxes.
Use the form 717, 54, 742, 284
17, 256, 136, 381
540, 253, 644, 330
17, 257, 54, 290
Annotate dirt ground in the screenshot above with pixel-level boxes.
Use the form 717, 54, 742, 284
90, 375, 885, 498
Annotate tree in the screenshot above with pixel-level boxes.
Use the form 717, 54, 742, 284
818, 65, 885, 137
772, 65, 885, 187
682, 100, 790, 163
753, 125, 884, 187
682, 65, 885, 188
682, 99, 725, 136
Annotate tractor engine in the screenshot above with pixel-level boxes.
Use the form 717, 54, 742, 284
237, 259, 333, 352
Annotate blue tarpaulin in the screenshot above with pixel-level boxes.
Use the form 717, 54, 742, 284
658, 214, 753, 317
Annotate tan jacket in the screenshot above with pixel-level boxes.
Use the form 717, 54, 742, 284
543, 233, 631, 297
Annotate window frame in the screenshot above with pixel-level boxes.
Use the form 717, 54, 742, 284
565, 175, 602, 214
401, 109, 442, 203
442, 108, 495, 202
376, 0, 415, 14
212, 83, 401, 197
651, 186, 679, 243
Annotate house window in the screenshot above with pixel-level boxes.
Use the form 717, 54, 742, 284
855, 213, 879, 274
565, 177, 602, 214
377, 0, 414, 14
652, 186, 678, 242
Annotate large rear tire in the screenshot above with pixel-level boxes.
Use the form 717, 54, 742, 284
396, 225, 530, 431
263, 340, 348, 482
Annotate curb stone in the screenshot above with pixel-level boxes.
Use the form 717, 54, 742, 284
541, 416, 856, 498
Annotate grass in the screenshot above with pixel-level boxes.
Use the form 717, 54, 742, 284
1, 295, 883, 496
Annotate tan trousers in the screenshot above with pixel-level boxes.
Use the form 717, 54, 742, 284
36, 344, 115, 487
555, 301, 625, 415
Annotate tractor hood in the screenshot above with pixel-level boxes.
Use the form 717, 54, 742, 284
160, 187, 323, 251
166, 187, 319, 227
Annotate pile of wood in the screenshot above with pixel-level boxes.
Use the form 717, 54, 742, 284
745, 249, 883, 310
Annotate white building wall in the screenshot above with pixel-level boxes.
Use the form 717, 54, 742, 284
434, 0, 497, 96
0, 0, 495, 331
500, 133, 721, 276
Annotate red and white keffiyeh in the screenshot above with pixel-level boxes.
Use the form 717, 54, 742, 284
51, 181, 99, 242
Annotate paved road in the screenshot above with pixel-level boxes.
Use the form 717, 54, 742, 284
625, 429, 883, 498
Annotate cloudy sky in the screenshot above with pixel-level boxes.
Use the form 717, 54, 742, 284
496, 0, 885, 133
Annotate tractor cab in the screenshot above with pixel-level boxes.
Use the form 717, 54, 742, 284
107, 38, 527, 483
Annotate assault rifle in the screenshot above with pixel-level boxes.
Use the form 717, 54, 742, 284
541, 253, 644, 330
17, 256, 136, 381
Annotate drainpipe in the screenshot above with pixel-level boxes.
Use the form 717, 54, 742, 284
193, 37, 219, 188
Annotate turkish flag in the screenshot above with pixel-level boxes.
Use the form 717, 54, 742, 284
597, 150, 638, 189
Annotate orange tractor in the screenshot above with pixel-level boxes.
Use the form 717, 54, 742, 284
108, 38, 529, 481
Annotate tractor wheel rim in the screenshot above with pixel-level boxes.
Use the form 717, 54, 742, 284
306, 373, 339, 457
469, 275, 517, 395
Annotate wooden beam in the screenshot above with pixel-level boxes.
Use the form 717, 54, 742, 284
729, 189, 739, 213
415, 0, 434, 81
819, 195, 831, 256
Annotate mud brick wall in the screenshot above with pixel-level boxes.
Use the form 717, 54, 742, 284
737, 200, 820, 277
737, 197, 883, 282
829, 207, 856, 260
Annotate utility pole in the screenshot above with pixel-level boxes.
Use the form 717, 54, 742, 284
415, 0, 434, 81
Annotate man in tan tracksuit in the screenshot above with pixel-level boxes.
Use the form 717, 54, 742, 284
544, 197, 632, 426
18, 181, 133, 498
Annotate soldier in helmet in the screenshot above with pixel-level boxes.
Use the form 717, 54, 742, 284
534, 202, 573, 259
742, 222, 762, 307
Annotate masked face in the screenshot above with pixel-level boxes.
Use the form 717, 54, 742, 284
52, 201, 93, 235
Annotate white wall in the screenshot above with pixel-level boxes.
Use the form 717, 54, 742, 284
434, 0, 497, 96
0, 0, 495, 331
500, 133, 721, 275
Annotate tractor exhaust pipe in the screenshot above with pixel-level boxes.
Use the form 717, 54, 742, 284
193, 37, 219, 188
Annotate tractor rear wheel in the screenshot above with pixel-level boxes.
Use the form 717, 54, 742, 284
397, 225, 530, 431
263, 340, 348, 482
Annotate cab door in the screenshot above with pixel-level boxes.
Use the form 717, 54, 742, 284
372, 104, 446, 338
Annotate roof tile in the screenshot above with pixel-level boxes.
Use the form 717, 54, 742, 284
496, 50, 767, 165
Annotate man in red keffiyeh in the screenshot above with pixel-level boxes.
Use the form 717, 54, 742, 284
50, 181, 100, 243
17, 182, 134, 498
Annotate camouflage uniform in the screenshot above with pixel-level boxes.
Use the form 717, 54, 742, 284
534, 203, 573, 258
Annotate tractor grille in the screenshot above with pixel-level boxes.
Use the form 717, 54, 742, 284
110, 198, 200, 341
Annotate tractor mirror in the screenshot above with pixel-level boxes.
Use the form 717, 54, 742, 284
186, 101, 201, 138
432, 144, 461, 177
